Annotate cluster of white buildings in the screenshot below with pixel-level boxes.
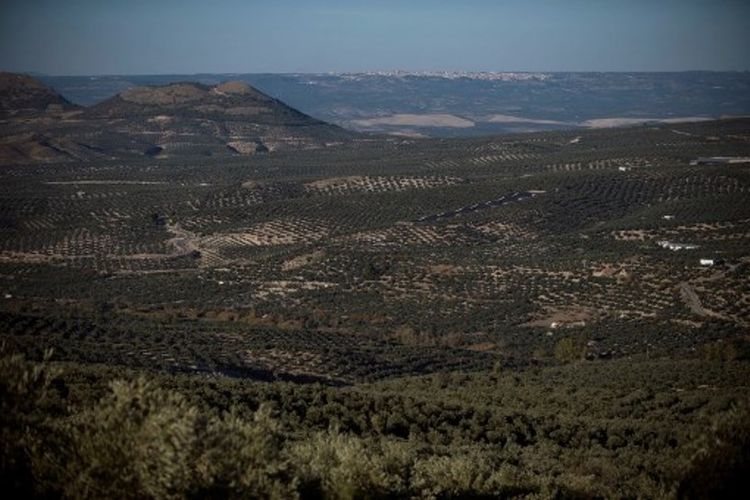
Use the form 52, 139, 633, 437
656, 241, 717, 266
338, 70, 551, 82
657, 240, 699, 251
690, 156, 750, 166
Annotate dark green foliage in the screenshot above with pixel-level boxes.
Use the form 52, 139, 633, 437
554, 337, 587, 363
2, 350, 749, 498
0, 346, 60, 497
677, 408, 750, 499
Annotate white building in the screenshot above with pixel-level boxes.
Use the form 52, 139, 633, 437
657, 240, 699, 251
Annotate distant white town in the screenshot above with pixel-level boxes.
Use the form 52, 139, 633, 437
336, 70, 551, 81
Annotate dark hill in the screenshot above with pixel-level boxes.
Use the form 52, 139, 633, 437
85, 80, 354, 155
0, 72, 78, 117
0, 73, 89, 163
0, 75, 355, 163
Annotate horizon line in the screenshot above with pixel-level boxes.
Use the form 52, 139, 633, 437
8, 68, 750, 78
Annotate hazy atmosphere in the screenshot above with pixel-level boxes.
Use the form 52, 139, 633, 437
1, 0, 749, 74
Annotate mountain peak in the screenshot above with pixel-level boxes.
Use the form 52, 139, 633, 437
77, 79, 355, 157
94, 80, 279, 116
0, 72, 48, 91
214, 80, 253, 95
119, 82, 209, 105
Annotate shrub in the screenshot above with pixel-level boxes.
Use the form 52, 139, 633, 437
0, 347, 59, 497
291, 430, 413, 499
411, 449, 536, 498
192, 406, 297, 499
554, 337, 586, 363
61, 378, 198, 499
677, 406, 750, 499
701, 341, 738, 362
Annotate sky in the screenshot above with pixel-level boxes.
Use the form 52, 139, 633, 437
0, 0, 748, 75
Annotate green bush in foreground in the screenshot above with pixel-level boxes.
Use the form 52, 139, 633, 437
2, 350, 750, 499
292, 430, 412, 499
59, 378, 297, 499
192, 406, 295, 499
676, 407, 750, 499
0, 347, 60, 497
62, 378, 198, 499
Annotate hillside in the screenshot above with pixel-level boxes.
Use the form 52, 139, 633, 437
0, 74, 88, 163
85, 80, 354, 155
0, 72, 77, 117
0, 73, 355, 164
1, 113, 750, 496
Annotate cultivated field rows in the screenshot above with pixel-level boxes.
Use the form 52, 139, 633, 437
1, 119, 750, 379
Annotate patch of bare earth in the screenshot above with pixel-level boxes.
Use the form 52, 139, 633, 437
352, 114, 475, 128
0, 252, 56, 264
465, 342, 499, 352
227, 141, 261, 154
523, 306, 598, 328
484, 114, 566, 125
200, 218, 331, 250
282, 250, 326, 271
245, 348, 339, 381
428, 264, 463, 277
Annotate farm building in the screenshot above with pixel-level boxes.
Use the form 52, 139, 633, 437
657, 240, 699, 251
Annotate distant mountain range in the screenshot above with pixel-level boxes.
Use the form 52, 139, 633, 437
3, 70, 750, 164
37, 71, 750, 137
0, 72, 353, 164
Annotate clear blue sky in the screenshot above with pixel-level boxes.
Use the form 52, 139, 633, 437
1, 0, 748, 75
